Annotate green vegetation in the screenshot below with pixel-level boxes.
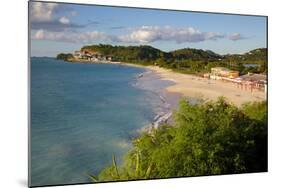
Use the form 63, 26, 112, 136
223, 48, 268, 74
92, 98, 267, 181
79, 44, 267, 74
56, 53, 74, 61
82, 44, 163, 65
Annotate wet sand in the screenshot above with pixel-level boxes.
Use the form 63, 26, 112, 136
135, 70, 183, 128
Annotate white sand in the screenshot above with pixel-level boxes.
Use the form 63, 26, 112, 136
146, 66, 266, 106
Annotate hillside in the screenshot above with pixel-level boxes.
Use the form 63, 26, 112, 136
81, 44, 163, 64
81, 44, 223, 63
58, 44, 267, 74
170, 48, 222, 61
223, 48, 267, 65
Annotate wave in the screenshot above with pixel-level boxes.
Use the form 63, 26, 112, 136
133, 69, 179, 132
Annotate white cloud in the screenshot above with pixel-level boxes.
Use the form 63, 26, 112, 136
33, 29, 45, 40
228, 33, 247, 41
31, 26, 246, 44
30, 2, 83, 32
76, 31, 107, 43
59, 16, 70, 25
30, 2, 58, 22
31, 30, 107, 43
117, 26, 225, 43
29, 3, 246, 45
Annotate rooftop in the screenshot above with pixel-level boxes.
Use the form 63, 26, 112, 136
211, 67, 230, 71
240, 73, 267, 82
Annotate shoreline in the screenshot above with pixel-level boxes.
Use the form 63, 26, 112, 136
133, 69, 181, 130
134, 64, 266, 131
144, 65, 266, 107
67, 58, 148, 68
117, 61, 266, 107
66, 59, 266, 107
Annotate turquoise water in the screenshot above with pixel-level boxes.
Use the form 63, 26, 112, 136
30, 57, 162, 186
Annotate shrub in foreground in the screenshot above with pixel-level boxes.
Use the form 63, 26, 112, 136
92, 98, 267, 181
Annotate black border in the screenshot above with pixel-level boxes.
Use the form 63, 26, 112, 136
28, 0, 269, 187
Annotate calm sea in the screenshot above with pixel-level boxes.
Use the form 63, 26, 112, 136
30, 57, 165, 186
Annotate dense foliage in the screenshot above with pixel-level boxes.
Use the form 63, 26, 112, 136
56, 53, 74, 61
80, 44, 267, 74
91, 98, 267, 182
81, 44, 163, 65
223, 48, 268, 74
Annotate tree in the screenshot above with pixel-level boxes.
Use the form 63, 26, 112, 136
56, 53, 74, 61
92, 98, 267, 181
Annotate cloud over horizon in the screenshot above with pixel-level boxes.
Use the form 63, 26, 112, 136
30, 2, 58, 22
32, 29, 107, 43
30, 2, 85, 32
116, 26, 225, 43
31, 25, 245, 45
30, 2, 249, 45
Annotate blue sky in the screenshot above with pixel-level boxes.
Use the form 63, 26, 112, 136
30, 1, 267, 57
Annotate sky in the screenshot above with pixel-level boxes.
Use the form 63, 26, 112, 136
30, 1, 267, 57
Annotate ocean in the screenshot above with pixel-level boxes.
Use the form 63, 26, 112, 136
30, 57, 174, 186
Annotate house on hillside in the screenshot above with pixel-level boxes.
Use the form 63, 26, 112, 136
106, 56, 112, 61
74, 51, 83, 59
73, 50, 113, 62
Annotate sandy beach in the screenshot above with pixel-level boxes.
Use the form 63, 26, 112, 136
145, 66, 266, 106
69, 60, 266, 107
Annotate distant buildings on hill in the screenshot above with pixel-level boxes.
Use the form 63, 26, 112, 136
73, 50, 112, 62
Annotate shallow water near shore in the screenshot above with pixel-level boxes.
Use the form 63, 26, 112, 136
30, 57, 175, 186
